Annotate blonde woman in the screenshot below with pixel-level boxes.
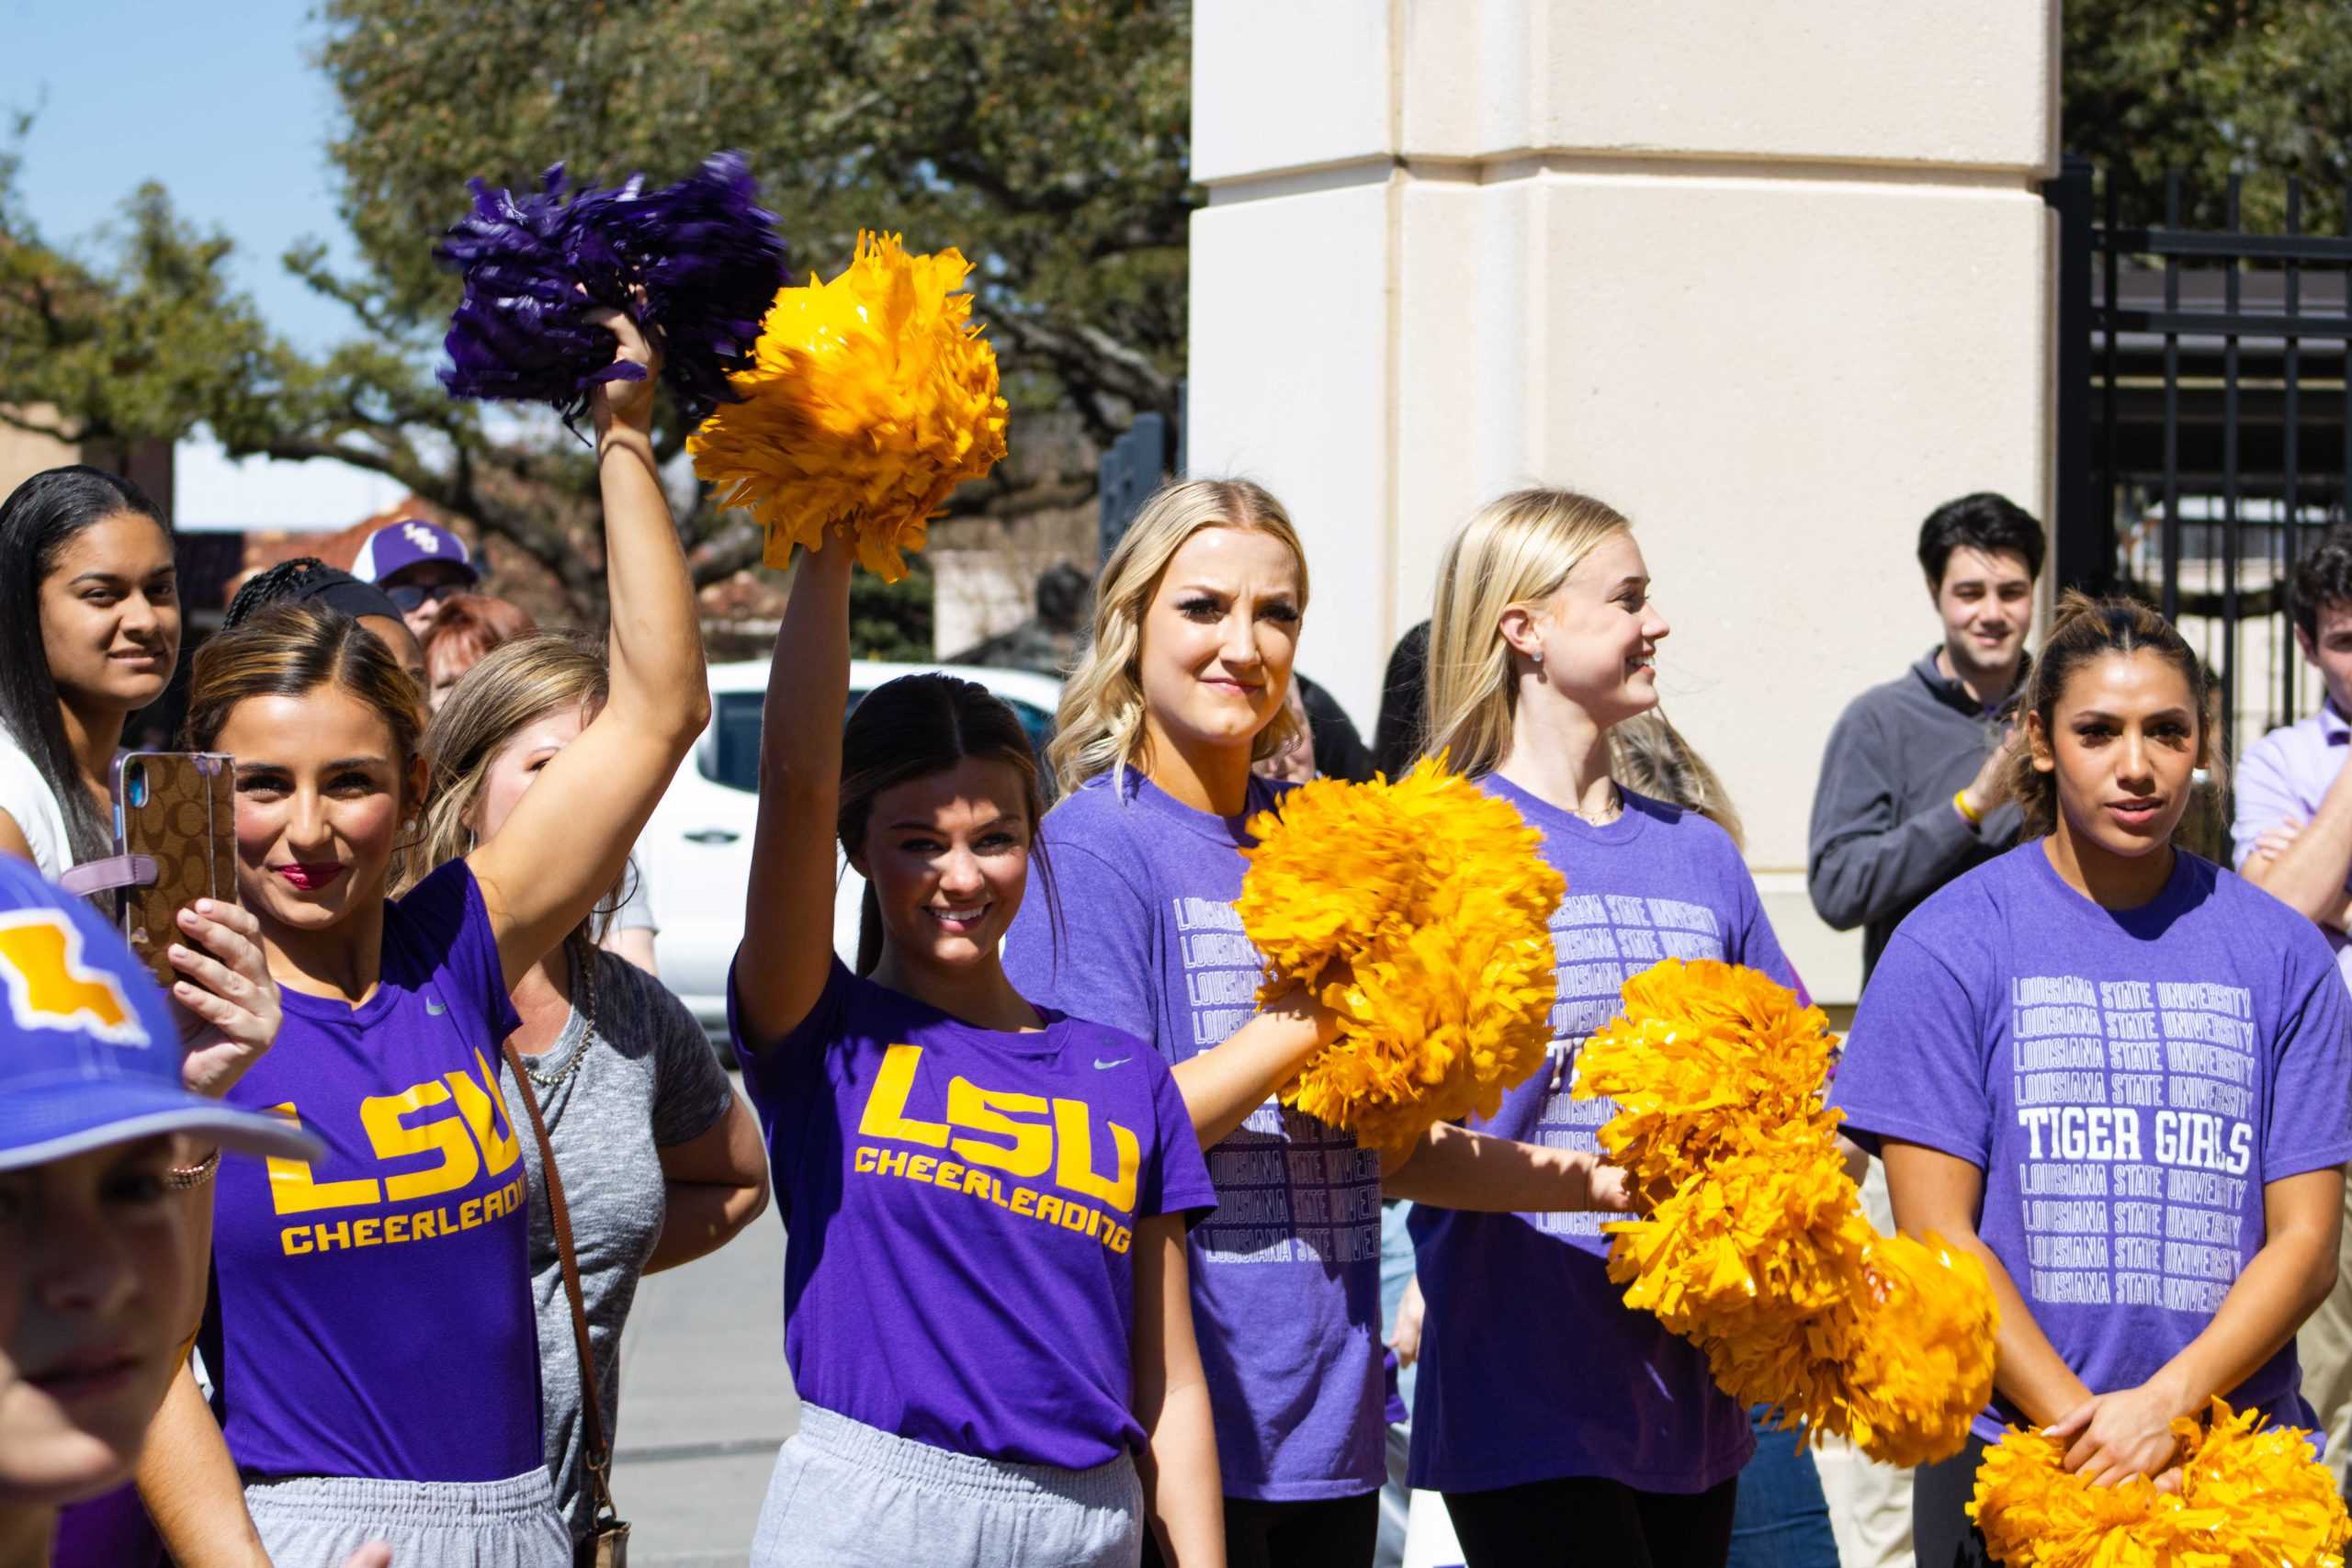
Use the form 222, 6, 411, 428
1004, 479, 1631, 1568
1405, 489, 1803, 1568
414, 634, 769, 1551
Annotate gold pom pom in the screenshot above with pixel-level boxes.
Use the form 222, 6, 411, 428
1970, 1397, 2349, 1567
1842, 1233, 2000, 1468
687, 231, 1011, 581
1576, 959, 1998, 1464
1234, 757, 1565, 1157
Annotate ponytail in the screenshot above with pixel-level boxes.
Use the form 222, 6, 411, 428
2008, 591, 2223, 838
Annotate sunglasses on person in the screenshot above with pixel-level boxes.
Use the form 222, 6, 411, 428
384, 579, 468, 613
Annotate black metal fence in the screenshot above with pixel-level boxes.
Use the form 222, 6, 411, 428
2046, 155, 2352, 762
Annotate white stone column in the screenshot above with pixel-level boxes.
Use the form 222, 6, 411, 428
1190, 0, 2059, 1002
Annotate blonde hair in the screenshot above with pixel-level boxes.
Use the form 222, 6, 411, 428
1423, 488, 1634, 780
1609, 708, 1746, 851
410, 631, 626, 949
1048, 478, 1311, 795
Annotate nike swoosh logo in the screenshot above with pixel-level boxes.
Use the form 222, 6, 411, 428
1093, 1056, 1131, 1070
424, 997, 447, 1016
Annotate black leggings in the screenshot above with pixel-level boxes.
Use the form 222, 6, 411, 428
1443, 1474, 1739, 1568
1143, 1492, 1380, 1568
1912, 1435, 1995, 1568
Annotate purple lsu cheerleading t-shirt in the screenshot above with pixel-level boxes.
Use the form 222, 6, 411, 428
202, 861, 538, 1482
1004, 771, 1389, 1501
733, 957, 1215, 1470
1831, 843, 2352, 1441
1408, 780, 1783, 1495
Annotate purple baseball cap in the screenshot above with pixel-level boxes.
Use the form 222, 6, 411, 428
351, 519, 479, 586
0, 859, 320, 1171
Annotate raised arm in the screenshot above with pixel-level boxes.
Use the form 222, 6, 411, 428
471, 312, 711, 990
731, 540, 855, 1046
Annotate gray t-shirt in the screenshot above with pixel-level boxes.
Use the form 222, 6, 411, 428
503, 946, 737, 1541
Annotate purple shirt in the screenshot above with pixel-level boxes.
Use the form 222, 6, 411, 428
1004, 772, 1387, 1500
2231, 699, 2352, 989
1829, 843, 2352, 1440
1408, 779, 1785, 1495
733, 957, 1213, 1469
203, 861, 537, 1482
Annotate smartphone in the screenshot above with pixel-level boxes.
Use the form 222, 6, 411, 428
112, 751, 239, 993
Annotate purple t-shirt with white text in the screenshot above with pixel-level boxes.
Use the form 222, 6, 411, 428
1004, 772, 1388, 1500
1408, 780, 1783, 1495
1830, 843, 2352, 1440
203, 860, 537, 1482
733, 958, 1214, 1470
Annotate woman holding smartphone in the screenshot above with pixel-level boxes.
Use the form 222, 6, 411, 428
146, 310, 707, 1567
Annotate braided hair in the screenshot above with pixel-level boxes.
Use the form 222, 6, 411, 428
225, 558, 333, 628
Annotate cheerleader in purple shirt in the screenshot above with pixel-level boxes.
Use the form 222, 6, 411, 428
1830, 595, 2351, 1568
1003, 479, 1638, 1568
148, 312, 708, 1568
1406, 488, 1808, 1568
729, 530, 1223, 1567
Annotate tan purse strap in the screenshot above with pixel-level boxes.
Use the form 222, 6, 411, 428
503, 952, 619, 1525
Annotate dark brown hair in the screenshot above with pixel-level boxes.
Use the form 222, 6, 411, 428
0, 465, 172, 863
840, 673, 1057, 976
2008, 591, 2223, 837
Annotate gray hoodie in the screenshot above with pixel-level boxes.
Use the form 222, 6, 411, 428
1807, 647, 2023, 982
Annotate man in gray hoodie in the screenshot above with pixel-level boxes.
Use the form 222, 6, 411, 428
1807, 493, 2044, 983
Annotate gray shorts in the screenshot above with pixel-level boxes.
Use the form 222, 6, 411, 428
752, 1404, 1146, 1567
244, 1468, 569, 1568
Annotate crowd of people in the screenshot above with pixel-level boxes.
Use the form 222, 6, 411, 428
2, 313, 2350, 1568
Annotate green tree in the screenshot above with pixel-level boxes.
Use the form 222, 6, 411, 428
1, 2, 1191, 625
0, 129, 278, 454
2064, 0, 2352, 232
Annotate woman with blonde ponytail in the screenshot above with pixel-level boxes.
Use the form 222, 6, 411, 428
1406, 488, 1805, 1568
1007, 479, 1633, 1567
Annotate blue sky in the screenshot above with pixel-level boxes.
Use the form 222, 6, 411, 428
4, 0, 422, 526
3, 0, 363, 355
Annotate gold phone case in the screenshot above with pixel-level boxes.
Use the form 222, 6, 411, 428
113, 751, 238, 994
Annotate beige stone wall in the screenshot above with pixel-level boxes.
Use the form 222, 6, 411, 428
0, 407, 175, 520
0, 406, 85, 497
1189, 0, 2059, 1003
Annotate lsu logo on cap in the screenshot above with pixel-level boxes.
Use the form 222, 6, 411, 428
401, 522, 442, 554
0, 910, 151, 1048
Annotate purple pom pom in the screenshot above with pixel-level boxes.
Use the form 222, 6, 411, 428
435, 154, 786, 425
612, 153, 788, 424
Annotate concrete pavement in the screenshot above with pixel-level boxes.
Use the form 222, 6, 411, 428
610, 1098, 798, 1568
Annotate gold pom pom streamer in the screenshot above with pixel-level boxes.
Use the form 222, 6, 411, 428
1970, 1397, 2349, 1568
1576, 959, 1997, 1465
1234, 757, 1565, 1158
688, 231, 1010, 581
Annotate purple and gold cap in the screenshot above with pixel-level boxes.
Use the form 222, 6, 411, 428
0, 859, 319, 1171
